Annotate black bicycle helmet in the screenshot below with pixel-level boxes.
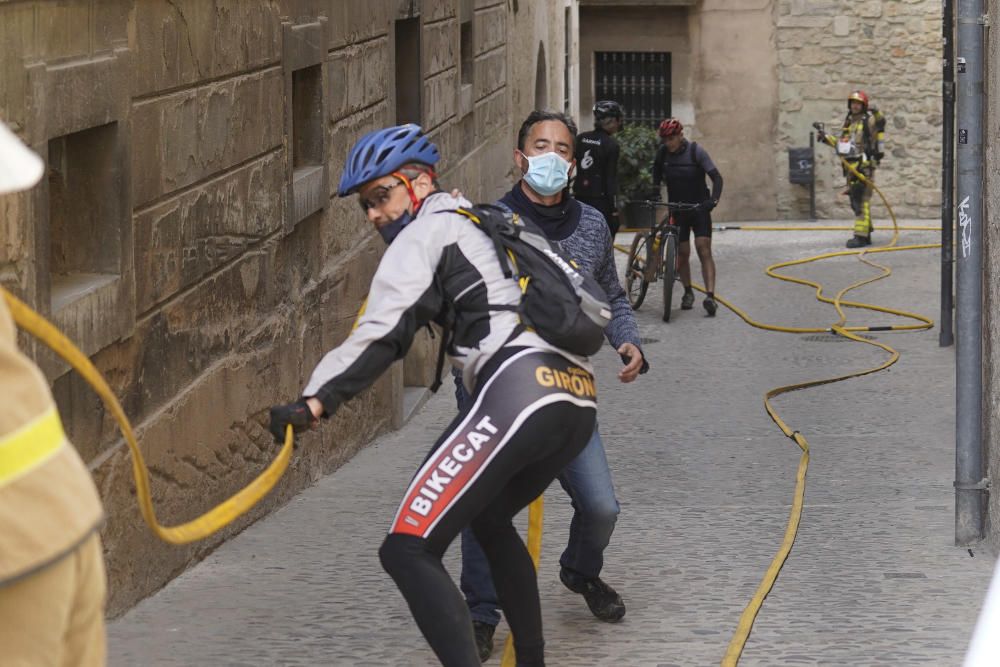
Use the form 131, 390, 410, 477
593, 100, 624, 122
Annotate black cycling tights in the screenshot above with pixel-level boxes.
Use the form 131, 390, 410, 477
379, 347, 597, 667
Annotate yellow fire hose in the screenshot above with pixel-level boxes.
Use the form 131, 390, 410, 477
611, 159, 941, 665
717, 160, 939, 666
613, 226, 940, 256
0, 294, 373, 544
5, 283, 545, 661
1, 287, 296, 544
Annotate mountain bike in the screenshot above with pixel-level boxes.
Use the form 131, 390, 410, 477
623, 200, 701, 322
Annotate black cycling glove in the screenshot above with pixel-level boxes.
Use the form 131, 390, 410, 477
269, 399, 316, 443
700, 198, 717, 212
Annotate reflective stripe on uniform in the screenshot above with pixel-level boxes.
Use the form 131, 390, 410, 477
0, 407, 66, 487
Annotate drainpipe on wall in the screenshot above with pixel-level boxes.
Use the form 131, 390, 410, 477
954, 0, 988, 546
941, 0, 955, 348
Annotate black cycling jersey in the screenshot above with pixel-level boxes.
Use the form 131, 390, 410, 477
573, 128, 620, 218
652, 140, 723, 205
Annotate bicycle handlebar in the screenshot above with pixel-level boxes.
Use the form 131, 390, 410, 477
625, 199, 701, 211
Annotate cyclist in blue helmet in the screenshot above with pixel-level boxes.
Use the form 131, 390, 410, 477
270, 125, 598, 666
337, 123, 442, 244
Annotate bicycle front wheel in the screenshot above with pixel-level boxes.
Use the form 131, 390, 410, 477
625, 233, 650, 309
662, 233, 677, 322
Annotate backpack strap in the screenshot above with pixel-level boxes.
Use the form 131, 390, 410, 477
689, 141, 705, 177
454, 206, 516, 279
428, 206, 522, 392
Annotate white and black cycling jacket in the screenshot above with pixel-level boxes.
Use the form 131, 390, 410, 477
302, 191, 592, 415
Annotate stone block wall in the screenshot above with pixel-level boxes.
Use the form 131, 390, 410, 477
0, 0, 559, 614
775, 0, 943, 220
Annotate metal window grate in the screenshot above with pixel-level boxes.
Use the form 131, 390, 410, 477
594, 52, 671, 128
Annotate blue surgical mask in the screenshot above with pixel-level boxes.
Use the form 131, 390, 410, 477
520, 151, 571, 196
377, 209, 413, 244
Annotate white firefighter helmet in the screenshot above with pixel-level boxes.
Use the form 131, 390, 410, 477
0, 121, 44, 195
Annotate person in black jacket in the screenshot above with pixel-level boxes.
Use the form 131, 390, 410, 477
651, 118, 724, 316
574, 100, 623, 236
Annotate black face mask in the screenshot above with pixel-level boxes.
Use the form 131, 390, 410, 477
377, 209, 414, 244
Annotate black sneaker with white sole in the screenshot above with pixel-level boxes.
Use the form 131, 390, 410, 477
703, 296, 717, 317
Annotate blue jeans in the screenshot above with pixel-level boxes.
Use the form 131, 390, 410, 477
453, 371, 620, 626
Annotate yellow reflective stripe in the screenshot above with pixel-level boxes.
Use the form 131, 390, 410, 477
0, 407, 66, 487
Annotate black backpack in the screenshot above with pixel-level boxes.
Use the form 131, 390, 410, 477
430, 204, 612, 390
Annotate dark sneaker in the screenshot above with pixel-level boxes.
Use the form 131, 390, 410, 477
472, 621, 496, 662
703, 297, 717, 317
846, 235, 871, 248
559, 567, 626, 622
681, 290, 695, 310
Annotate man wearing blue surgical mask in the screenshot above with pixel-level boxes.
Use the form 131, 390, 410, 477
454, 110, 647, 661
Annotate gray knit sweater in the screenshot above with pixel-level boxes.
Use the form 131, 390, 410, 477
496, 200, 642, 352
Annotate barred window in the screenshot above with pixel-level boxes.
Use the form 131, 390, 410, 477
594, 51, 671, 128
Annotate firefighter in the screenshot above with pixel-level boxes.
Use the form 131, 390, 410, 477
0, 121, 107, 666
817, 90, 886, 248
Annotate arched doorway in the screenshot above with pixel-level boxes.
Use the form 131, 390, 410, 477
534, 42, 548, 110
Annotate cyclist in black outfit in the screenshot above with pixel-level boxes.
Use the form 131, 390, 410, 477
651, 118, 724, 316
574, 100, 623, 236
268, 124, 597, 667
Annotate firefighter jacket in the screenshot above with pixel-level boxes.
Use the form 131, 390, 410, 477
0, 296, 103, 586
831, 110, 886, 166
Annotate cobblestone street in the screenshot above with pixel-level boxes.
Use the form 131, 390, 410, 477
109, 222, 993, 666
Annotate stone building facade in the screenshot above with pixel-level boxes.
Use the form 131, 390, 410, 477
775, 0, 943, 221
0, 0, 574, 614
577, 0, 942, 221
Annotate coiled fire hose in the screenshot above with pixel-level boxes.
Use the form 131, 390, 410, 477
717, 157, 939, 666
610, 157, 941, 665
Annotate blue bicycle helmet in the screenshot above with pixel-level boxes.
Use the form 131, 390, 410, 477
338, 124, 440, 197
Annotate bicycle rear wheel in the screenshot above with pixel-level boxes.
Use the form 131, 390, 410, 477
625, 233, 650, 309
662, 233, 677, 322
